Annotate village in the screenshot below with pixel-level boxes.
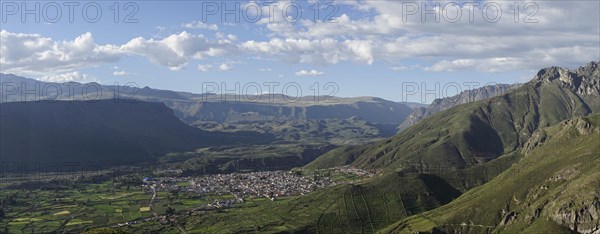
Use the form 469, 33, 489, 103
143, 166, 375, 204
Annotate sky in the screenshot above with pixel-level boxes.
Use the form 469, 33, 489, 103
1, 0, 599, 103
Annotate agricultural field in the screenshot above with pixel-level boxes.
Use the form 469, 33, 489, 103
0, 179, 253, 233
0, 180, 153, 233
0, 167, 373, 233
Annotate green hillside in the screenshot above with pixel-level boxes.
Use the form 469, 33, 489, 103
231, 62, 599, 233
165, 148, 521, 233
305, 145, 368, 169
161, 171, 461, 233
382, 114, 600, 233
166, 62, 598, 233
162, 144, 337, 174
309, 62, 600, 172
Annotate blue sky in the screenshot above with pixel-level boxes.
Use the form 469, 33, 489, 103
1, 0, 599, 103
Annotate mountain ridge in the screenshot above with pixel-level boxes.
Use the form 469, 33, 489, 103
0, 73, 414, 125
398, 83, 520, 131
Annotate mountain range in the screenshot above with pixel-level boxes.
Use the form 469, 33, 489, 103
0, 74, 414, 125
177, 61, 600, 233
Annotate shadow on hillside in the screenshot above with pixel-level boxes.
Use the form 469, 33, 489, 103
418, 174, 462, 204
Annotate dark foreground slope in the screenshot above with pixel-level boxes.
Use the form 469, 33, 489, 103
383, 114, 600, 233
308, 62, 600, 171
0, 100, 270, 167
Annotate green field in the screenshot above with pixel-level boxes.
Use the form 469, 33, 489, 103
0, 167, 373, 233
0, 179, 237, 233
0, 181, 147, 233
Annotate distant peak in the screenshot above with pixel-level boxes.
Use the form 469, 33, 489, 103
578, 61, 600, 74
533, 66, 569, 83
531, 61, 599, 96
585, 61, 599, 67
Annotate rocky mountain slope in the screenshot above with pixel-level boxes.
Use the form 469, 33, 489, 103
383, 114, 600, 233
397, 83, 520, 131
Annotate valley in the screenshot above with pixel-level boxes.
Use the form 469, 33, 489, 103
0, 62, 599, 233
2, 1, 599, 232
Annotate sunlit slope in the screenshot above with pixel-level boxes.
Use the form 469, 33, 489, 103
178, 149, 524, 233
382, 114, 600, 234
177, 171, 464, 233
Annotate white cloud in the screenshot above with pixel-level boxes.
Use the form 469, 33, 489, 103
197, 64, 213, 72
1, 0, 598, 77
241, 38, 374, 65
0, 30, 239, 75
216, 32, 238, 42
197, 63, 234, 72
113, 71, 129, 76
227, 34, 237, 41
258, 68, 272, 72
344, 40, 374, 65
426, 45, 599, 72
295, 69, 324, 76
218, 63, 232, 71
425, 59, 477, 72
119, 31, 216, 71
250, 1, 600, 72
40, 71, 93, 82
390, 65, 419, 71
0, 30, 120, 76
182, 21, 219, 30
